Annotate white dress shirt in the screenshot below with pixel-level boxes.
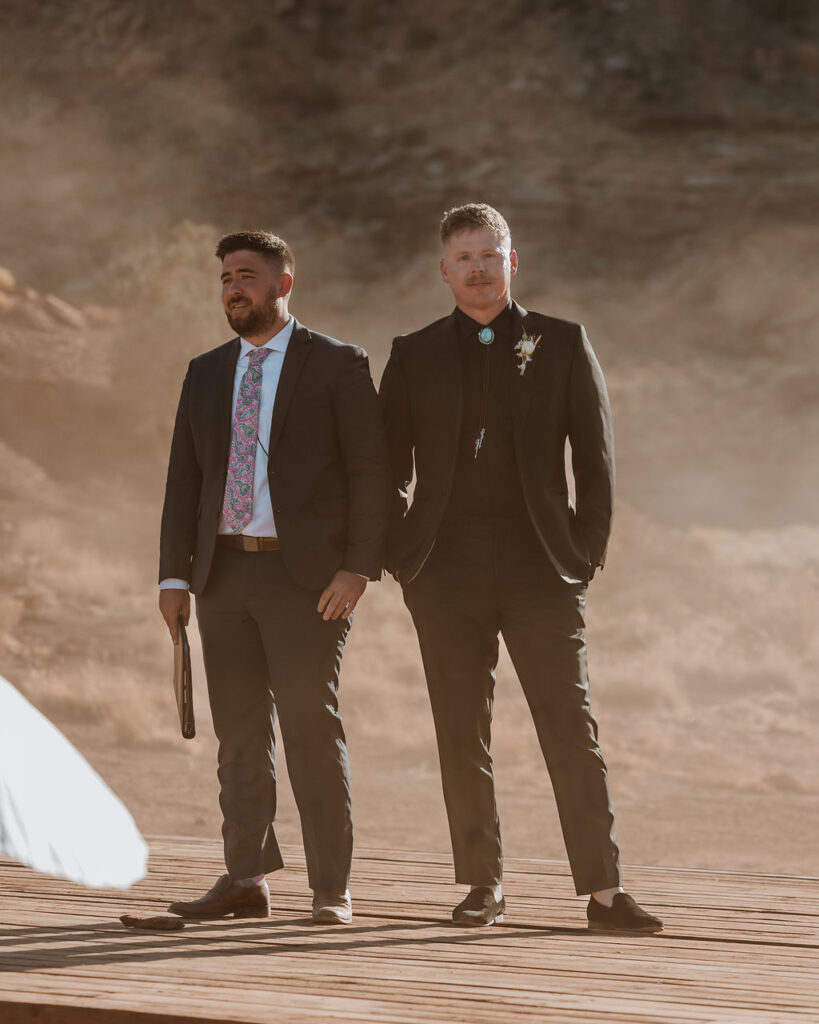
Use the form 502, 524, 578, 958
160, 318, 294, 590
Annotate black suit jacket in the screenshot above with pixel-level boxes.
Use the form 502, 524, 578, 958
159, 319, 390, 593
378, 301, 615, 585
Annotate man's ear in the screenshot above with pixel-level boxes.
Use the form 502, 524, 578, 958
509, 250, 518, 276
440, 257, 449, 284
280, 273, 294, 298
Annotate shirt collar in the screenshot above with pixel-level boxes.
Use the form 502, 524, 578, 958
454, 301, 514, 342
239, 316, 294, 358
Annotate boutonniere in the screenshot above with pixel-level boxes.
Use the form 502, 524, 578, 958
514, 328, 542, 376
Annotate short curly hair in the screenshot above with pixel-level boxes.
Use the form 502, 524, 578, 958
439, 204, 511, 248
215, 231, 294, 273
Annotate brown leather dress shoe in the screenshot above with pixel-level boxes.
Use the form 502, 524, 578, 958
168, 874, 270, 919
586, 892, 662, 933
452, 887, 505, 926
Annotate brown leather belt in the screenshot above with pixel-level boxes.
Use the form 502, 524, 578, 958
218, 535, 280, 552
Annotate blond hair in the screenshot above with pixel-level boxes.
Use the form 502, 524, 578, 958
439, 204, 511, 247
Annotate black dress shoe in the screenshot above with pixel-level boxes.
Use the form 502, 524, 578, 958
587, 892, 662, 933
168, 873, 270, 919
452, 887, 505, 927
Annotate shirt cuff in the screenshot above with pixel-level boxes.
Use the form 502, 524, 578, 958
159, 578, 189, 590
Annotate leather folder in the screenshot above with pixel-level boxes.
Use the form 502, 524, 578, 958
173, 615, 195, 739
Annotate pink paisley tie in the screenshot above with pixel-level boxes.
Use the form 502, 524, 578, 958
221, 346, 272, 532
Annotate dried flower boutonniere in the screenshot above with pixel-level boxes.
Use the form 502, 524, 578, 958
514, 328, 542, 376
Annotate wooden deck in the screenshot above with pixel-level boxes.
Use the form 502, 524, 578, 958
0, 838, 816, 1024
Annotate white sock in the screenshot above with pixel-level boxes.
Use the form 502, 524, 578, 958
591, 886, 624, 908
471, 883, 503, 901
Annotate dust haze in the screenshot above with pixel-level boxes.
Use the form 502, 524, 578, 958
1, 1, 817, 874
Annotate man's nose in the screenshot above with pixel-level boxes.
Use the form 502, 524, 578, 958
224, 280, 244, 300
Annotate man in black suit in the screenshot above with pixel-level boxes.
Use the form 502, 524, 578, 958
159, 231, 389, 925
379, 204, 661, 932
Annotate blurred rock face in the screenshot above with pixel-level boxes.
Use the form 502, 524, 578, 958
1, 0, 817, 292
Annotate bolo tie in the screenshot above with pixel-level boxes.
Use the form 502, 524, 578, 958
474, 325, 494, 459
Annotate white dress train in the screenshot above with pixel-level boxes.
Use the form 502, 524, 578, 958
0, 675, 148, 889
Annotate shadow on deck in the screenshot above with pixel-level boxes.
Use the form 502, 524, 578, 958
0, 838, 816, 1023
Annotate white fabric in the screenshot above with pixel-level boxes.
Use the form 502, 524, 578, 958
0, 675, 148, 889
591, 885, 625, 907
159, 578, 189, 590
160, 317, 294, 591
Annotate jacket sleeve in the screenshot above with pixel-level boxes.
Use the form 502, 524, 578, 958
158, 367, 202, 583
332, 347, 390, 580
568, 326, 615, 573
377, 340, 414, 574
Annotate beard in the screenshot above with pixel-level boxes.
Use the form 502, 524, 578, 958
225, 287, 281, 337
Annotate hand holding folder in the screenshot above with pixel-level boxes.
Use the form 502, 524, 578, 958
173, 614, 195, 739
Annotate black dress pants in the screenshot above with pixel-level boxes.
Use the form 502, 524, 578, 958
402, 518, 621, 895
195, 546, 352, 892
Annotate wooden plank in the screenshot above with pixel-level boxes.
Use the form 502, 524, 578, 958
0, 841, 816, 1024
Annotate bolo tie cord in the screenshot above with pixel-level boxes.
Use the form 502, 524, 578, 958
474, 340, 492, 459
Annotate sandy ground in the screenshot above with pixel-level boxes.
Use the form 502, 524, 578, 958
3, 469, 816, 880
95, 509, 819, 878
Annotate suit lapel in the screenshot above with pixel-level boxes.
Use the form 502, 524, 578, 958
266, 319, 312, 455
437, 312, 463, 446
512, 300, 539, 428
216, 337, 241, 473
